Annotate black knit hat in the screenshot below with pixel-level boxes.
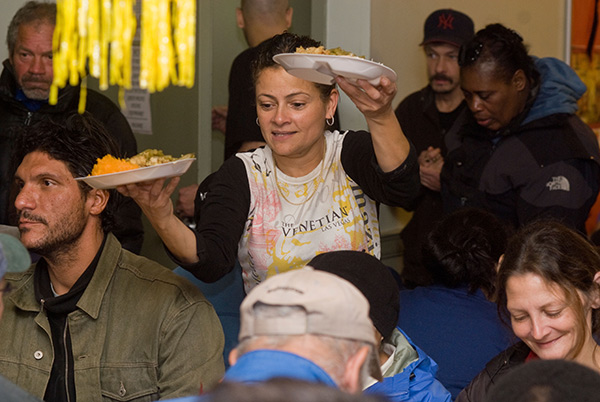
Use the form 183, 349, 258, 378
421, 9, 474, 48
307, 251, 400, 340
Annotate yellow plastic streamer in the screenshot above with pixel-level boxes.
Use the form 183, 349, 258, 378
51, 0, 196, 111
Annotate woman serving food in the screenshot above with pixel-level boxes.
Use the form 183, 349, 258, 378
119, 33, 419, 292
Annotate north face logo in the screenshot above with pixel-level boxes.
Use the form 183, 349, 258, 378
546, 176, 570, 191
438, 14, 455, 30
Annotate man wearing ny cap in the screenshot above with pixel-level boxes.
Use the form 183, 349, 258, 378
309, 250, 451, 402
0, 233, 41, 401
223, 267, 382, 393
395, 9, 474, 288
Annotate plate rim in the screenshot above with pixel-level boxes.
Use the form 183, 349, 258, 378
75, 157, 196, 181
273, 53, 397, 83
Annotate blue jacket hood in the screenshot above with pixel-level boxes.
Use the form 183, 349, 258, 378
223, 349, 338, 387
365, 328, 452, 402
523, 57, 586, 125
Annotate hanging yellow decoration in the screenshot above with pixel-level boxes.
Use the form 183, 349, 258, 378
50, 0, 196, 113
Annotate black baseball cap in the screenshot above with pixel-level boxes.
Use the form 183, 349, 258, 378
307, 250, 400, 340
421, 9, 474, 48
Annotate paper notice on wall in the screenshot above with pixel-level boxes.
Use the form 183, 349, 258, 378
123, 87, 153, 135
122, 45, 153, 135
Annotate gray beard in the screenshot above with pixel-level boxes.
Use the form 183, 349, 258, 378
21, 87, 50, 101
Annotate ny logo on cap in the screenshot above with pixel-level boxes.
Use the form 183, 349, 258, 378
438, 13, 455, 30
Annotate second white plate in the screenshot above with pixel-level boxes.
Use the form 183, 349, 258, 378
273, 53, 397, 86
75, 158, 196, 189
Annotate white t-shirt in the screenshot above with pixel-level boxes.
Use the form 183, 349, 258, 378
236, 131, 380, 292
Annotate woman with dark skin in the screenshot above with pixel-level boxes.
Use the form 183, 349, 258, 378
441, 23, 600, 234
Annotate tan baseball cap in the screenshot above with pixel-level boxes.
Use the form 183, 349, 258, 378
239, 267, 383, 381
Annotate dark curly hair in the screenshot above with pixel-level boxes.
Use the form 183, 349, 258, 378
422, 208, 508, 296
251, 32, 336, 101
12, 112, 121, 234
459, 23, 539, 86
497, 220, 600, 356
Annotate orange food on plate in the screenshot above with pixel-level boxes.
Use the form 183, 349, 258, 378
91, 155, 140, 176
89, 149, 195, 176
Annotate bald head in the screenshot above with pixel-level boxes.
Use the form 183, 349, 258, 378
237, 0, 292, 47
241, 0, 289, 22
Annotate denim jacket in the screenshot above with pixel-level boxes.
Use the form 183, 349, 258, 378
0, 234, 225, 401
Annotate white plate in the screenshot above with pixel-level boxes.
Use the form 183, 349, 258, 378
75, 158, 196, 189
273, 53, 397, 86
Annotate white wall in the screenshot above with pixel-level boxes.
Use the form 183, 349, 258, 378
318, 0, 371, 131
370, 0, 570, 108
0, 0, 37, 62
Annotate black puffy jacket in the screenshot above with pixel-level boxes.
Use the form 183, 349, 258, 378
455, 342, 530, 402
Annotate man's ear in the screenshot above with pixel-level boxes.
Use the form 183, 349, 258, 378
285, 7, 293, 29
236, 7, 245, 29
340, 345, 369, 393
88, 189, 109, 216
228, 348, 239, 367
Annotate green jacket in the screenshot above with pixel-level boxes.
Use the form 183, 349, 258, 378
0, 234, 225, 401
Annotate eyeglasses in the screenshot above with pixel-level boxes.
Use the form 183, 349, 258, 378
0, 282, 13, 295
459, 41, 484, 66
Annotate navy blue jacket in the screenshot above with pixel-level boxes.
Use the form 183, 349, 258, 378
398, 286, 516, 399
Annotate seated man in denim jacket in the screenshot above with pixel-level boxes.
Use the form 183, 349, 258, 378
0, 113, 225, 401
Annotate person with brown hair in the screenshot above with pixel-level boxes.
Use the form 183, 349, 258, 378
395, 8, 474, 288
120, 32, 419, 294
0, 113, 224, 401
456, 220, 600, 401
176, 0, 295, 219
